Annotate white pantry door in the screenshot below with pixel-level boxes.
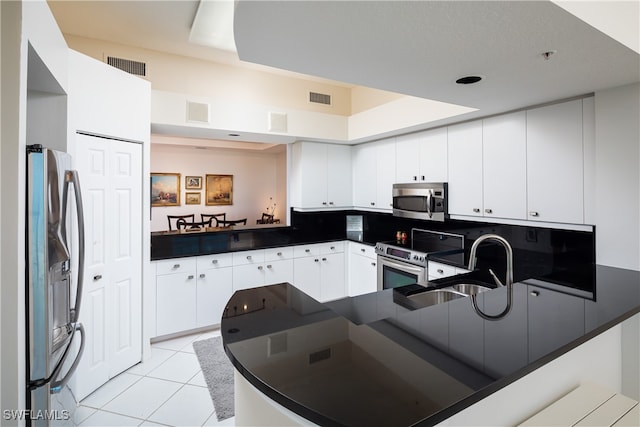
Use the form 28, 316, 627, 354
73, 133, 143, 400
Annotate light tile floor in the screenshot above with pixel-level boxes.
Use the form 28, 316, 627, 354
74, 329, 234, 427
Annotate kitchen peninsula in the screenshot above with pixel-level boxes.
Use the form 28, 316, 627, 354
221, 266, 640, 426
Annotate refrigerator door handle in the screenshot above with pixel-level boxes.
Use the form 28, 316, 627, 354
51, 323, 85, 394
62, 169, 85, 323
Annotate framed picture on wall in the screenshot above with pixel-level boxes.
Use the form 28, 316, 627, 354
185, 176, 202, 190
185, 192, 201, 205
206, 174, 233, 206
151, 173, 180, 207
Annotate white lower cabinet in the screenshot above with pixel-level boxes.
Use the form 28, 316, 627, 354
196, 254, 233, 327
293, 242, 346, 302
156, 258, 198, 336
155, 253, 233, 336
232, 247, 294, 291
348, 242, 378, 296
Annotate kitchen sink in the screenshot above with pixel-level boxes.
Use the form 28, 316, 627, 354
444, 283, 492, 296
395, 288, 467, 310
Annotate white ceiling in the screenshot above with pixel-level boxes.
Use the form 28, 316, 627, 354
234, 1, 640, 122
48, 0, 639, 140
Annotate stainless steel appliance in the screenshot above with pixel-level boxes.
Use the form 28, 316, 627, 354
26, 145, 85, 426
375, 229, 464, 290
392, 182, 448, 221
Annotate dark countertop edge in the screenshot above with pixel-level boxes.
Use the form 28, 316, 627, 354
151, 236, 367, 261
420, 303, 640, 425
223, 285, 640, 427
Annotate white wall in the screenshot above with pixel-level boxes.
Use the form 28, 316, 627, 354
1, 0, 70, 420
150, 143, 286, 231
594, 83, 640, 270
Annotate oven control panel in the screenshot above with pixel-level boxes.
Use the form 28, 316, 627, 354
375, 243, 429, 267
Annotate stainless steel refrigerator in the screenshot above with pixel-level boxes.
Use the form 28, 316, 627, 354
26, 145, 86, 426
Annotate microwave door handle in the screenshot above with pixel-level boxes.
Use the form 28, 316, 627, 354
64, 170, 85, 323
426, 190, 433, 219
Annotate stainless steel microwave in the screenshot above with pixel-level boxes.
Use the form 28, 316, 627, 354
392, 182, 448, 221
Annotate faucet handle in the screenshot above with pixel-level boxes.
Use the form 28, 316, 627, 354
488, 268, 504, 287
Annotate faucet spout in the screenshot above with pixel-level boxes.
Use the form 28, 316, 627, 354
467, 234, 514, 320
468, 234, 513, 287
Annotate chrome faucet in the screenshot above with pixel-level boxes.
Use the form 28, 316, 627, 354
467, 234, 514, 320
468, 234, 513, 287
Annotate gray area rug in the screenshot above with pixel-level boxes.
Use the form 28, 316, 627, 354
192, 336, 234, 421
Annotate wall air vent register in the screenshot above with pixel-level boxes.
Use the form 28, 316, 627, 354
106, 56, 147, 77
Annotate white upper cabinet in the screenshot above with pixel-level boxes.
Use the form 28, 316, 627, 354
483, 111, 527, 220
376, 138, 396, 210
526, 99, 585, 224
353, 138, 396, 211
290, 142, 352, 209
447, 121, 484, 217
396, 128, 448, 183
352, 143, 377, 208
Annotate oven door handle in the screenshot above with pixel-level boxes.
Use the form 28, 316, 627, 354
378, 256, 426, 275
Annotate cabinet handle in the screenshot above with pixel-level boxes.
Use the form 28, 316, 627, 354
437, 269, 444, 274
305, 249, 311, 253
322, 257, 327, 261
322, 202, 327, 205
530, 290, 540, 297
413, 176, 417, 181
246, 255, 252, 260
371, 262, 376, 267
421, 175, 425, 181
485, 209, 493, 214
211, 259, 218, 264
257, 266, 263, 270
277, 252, 282, 256
330, 246, 335, 250
267, 264, 272, 269
473, 208, 480, 213
370, 202, 375, 206
529, 211, 539, 217
329, 202, 334, 205
199, 273, 205, 278
314, 258, 319, 262
360, 248, 366, 252
172, 264, 180, 269
187, 275, 194, 280
93, 274, 102, 281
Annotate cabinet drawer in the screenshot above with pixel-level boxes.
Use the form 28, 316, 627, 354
155, 258, 196, 276
428, 261, 457, 279
294, 244, 321, 258
350, 242, 376, 259
264, 246, 294, 261
320, 241, 344, 254
197, 253, 233, 269
233, 249, 265, 266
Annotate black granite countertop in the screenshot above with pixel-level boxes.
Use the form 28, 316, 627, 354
221, 265, 640, 426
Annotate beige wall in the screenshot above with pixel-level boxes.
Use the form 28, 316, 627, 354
150, 139, 286, 231
65, 35, 354, 116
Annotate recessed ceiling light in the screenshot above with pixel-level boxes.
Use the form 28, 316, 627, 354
456, 76, 483, 85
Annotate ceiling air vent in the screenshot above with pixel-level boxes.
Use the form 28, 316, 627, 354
309, 91, 332, 106
106, 56, 146, 77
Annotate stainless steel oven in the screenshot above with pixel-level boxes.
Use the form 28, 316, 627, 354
377, 254, 427, 290
375, 229, 464, 290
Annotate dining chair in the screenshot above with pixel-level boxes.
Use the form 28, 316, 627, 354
167, 214, 195, 231
257, 213, 275, 224
218, 218, 247, 227
176, 217, 213, 230
201, 213, 226, 227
